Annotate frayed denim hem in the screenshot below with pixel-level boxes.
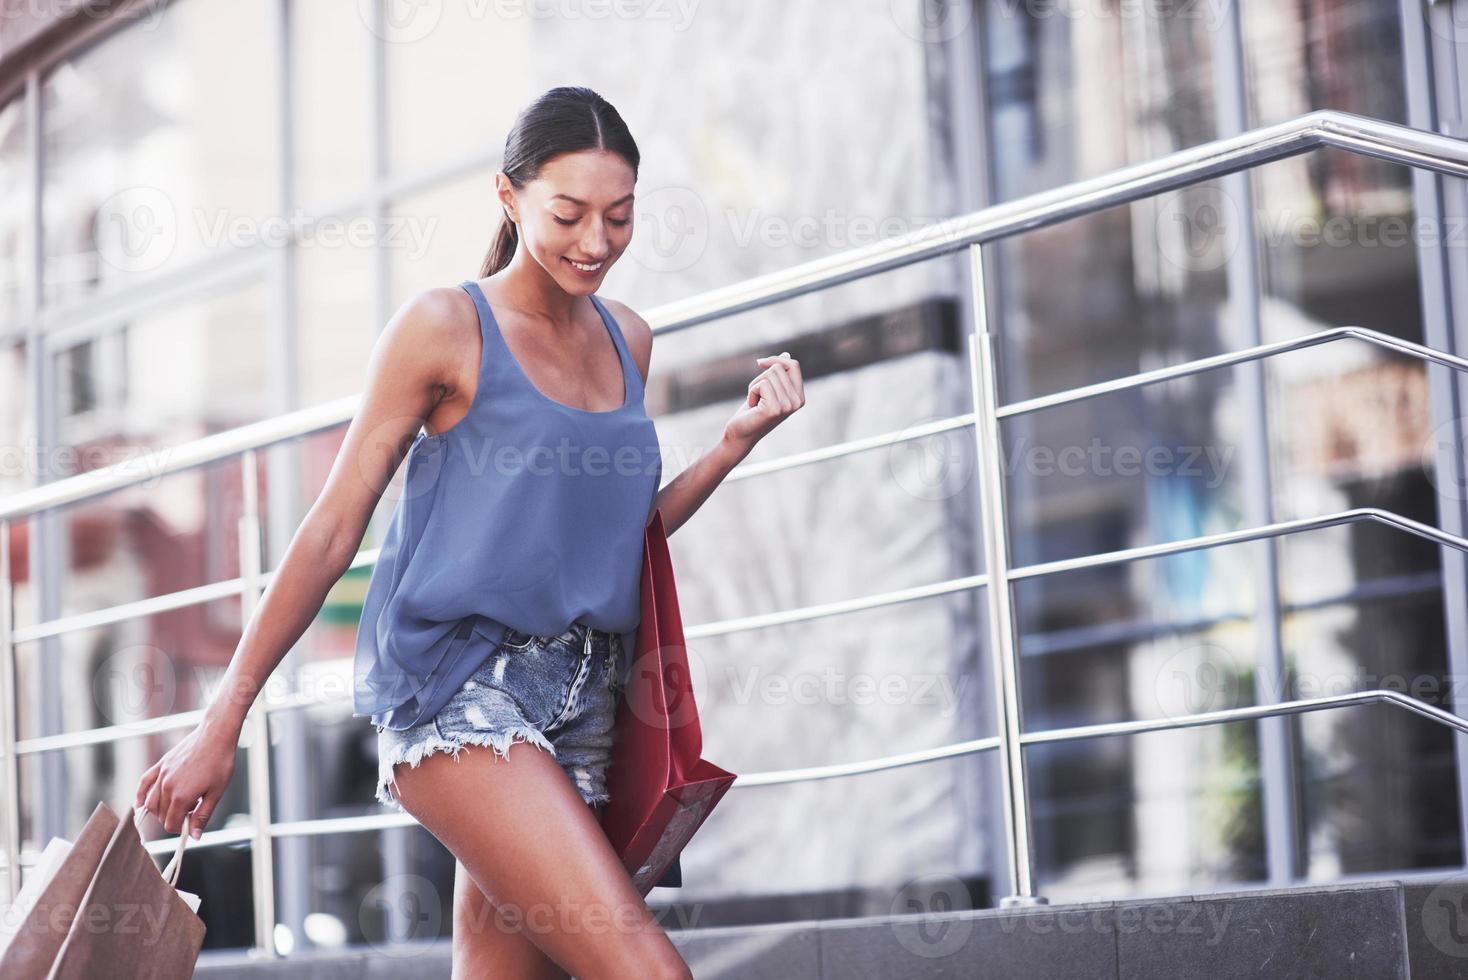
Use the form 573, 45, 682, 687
375, 724, 557, 811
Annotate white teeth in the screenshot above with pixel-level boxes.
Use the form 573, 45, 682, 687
568, 259, 603, 272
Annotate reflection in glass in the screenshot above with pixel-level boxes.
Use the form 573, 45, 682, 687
0, 97, 25, 325
40, 0, 271, 303
1287, 590, 1461, 878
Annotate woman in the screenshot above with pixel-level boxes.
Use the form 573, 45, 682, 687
132, 86, 804, 978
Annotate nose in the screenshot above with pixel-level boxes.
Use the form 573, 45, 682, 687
580, 220, 611, 260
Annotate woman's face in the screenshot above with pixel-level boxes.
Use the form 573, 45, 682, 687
499, 149, 636, 294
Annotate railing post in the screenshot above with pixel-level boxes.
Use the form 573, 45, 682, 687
966, 243, 1047, 907
239, 449, 279, 958
1, 520, 19, 903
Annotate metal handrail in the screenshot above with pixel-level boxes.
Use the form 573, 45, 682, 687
3, 109, 1465, 524
3, 323, 1458, 646
5, 106, 1468, 928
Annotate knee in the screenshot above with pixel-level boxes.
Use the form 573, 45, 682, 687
641, 947, 693, 980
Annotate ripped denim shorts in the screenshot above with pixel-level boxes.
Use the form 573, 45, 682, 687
375, 620, 630, 812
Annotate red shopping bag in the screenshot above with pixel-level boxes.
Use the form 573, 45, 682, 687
604, 508, 736, 896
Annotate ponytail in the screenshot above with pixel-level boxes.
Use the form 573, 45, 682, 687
479, 210, 518, 278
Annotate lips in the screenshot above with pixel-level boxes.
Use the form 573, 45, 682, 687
564, 257, 606, 279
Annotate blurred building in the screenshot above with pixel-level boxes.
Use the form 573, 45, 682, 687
2, 0, 1466, 961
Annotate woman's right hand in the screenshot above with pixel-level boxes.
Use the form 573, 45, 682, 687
134, 716, 240, 840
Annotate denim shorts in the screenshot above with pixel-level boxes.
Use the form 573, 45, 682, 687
375, 619, 630, 812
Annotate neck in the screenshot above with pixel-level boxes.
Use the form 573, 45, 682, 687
494, 251, 592, 335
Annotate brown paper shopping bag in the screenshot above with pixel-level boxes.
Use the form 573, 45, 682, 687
0, 801, 205, 979
0, 801, 120, 977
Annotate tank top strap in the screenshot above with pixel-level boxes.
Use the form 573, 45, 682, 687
589, 293, 644, 400
458, 278, 512, 386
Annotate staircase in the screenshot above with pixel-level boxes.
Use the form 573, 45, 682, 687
192, 877, 1468, 979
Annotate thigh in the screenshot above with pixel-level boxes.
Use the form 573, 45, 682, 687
451, 803, 611, 980
389, 737, 688, 979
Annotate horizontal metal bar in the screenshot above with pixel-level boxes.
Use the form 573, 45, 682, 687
1022, 688, 1468, 744
5, 685, 1458, 870
4, 110, 1466, 524
1001, 326, 1468, 417
10, 546, 381, 645
0, 394, 359, 522
1012, 506, 1467, 581
11, 503, 1458, 755
642, 111, 1468, 334
2, 570, 990, 756
10, 503, 1458, 755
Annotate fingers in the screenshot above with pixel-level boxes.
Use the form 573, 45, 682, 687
752, 352, 801, 412
755, 352, 804, 409
186, 793, 212, 840
135, 762, 159, 810
141, 777, 163, 828
163, 787, 200, 838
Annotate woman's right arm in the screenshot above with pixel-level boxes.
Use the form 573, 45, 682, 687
134, 286, 466, 838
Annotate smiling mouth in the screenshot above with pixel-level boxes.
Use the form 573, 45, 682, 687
566, 258, 605, 272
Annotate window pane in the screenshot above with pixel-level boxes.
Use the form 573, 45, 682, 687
52, 281, 269, 455
1242, 0, 1407, 127
1287, 590, 1462, 877
0, 96, 26, 326
290, 0, 372, 207
1, 340, 30, 496
14, 597, 253, 741
41, 0, 272, 304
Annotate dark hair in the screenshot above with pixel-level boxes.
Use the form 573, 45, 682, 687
479, 86, 641, 278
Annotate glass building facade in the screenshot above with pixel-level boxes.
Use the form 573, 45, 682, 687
3, 0, 1468, 960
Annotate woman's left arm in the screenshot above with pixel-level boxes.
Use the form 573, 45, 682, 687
605, 300, 806, 538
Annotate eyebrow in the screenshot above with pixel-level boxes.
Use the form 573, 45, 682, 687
551, 193, 634, 207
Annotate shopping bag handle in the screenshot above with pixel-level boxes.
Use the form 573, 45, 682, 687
132, 805, 194, 888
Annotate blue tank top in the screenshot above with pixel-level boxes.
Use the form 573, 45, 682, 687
352, 279, 662, 731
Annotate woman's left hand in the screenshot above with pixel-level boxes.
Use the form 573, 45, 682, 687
724, 351, 805, 450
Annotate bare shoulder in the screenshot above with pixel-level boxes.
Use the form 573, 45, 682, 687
598, 296, 653, 384
379, 284, 479, 394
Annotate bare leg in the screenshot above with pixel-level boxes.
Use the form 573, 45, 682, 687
446, 804, 614, 978
387, 741, 691, 980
